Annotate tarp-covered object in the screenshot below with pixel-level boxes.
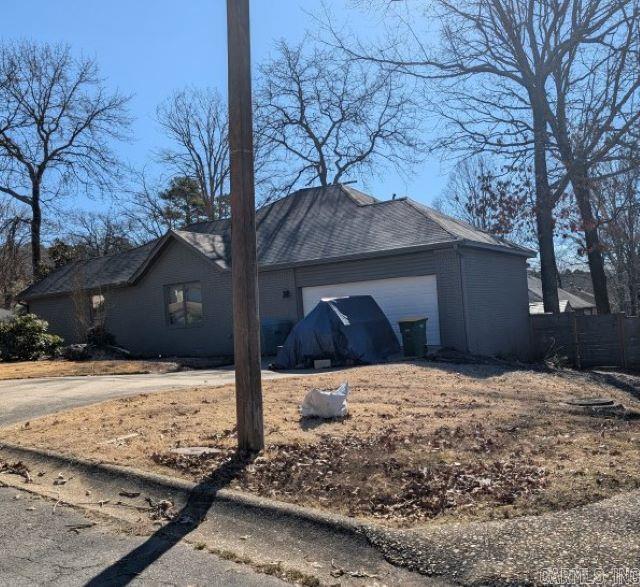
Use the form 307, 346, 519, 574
274, 295, 400, 369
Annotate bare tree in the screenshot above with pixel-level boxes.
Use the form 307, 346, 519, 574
156, 87, 230, 220
0, 41, 130, 279
331, 1, 567, 311
438, 156, 535, 245
122, 170, 178, 241
0, 199, 29, 307
593, 161, 640, 314
541, 1, 640, 314
46, 211, 135, 271
64, 212, 135, 258
336, 0, 640, 314
255, 39, 425, 195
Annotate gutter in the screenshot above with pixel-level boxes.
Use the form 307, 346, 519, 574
258, 238, 534, 274
455, 244, 472, 353
257, 240, 461, 272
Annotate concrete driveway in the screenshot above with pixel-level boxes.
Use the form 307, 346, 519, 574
0, 365, 298, 427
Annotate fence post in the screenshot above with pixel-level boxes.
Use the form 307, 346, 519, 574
571, 313, 582, 369
617, 313, 628, 370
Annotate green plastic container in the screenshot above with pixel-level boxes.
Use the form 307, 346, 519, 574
398, 317, 427, 358
261, 318, 293, 356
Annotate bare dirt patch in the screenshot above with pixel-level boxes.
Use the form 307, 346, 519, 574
0, 359, 179, 380
2, 361, 640, 527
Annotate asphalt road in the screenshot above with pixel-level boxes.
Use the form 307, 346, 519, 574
0, 487, 286, 586
0, 365, 296, 426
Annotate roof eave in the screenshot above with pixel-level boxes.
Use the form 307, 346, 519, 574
19, 280, 132, 302
258, 240, 464, 272
458, 239, 536, 258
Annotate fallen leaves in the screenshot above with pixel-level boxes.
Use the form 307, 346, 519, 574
0, 460, 32, 483
152, 425, 547, 524
145, 497, 177, 521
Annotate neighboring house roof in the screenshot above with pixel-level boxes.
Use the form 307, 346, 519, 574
560, 270, 597, 305
527, 275, 596, 311
529, 300, 571, 315
20, 185, 534, 301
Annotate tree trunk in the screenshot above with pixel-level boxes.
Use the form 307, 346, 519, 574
544, 92, 612, 314
571, 167, 611, 314
629, 242, 639, 316
30, 183, 43, 280
629, 278, 638, 316
531, 103, 561, 313
536, 200, 561, 312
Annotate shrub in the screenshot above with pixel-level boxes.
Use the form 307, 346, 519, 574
86, 324, 116, 348
62, 344, 91, 361
0, 314, 64, 361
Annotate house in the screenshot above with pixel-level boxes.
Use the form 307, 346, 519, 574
0, 308, 13, 322
20, 185, 535, 359
527, 275, 597, 315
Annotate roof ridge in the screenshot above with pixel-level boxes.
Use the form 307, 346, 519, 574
402, 198, 463, 241
338, 184, 380, 206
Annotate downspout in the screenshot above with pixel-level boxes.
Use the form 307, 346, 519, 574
293, 268, 303, 320
455, 244, 471, 353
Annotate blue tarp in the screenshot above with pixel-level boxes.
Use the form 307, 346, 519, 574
273, 295, 400, 369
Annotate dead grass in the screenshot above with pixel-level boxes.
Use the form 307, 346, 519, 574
0, 359, 180, 380
2, 361, 640, 527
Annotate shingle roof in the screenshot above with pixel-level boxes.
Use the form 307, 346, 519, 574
527, 276, 596, 310
21, 184, 533, 300
20, 240, 159, 300
184, 185, 531, 266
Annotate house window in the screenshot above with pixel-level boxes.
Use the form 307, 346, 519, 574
90, 294, 105, 324
166, 282, 203, 327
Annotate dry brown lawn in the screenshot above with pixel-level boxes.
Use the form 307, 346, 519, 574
0, 359, 179, 380
2, 361, 640, 527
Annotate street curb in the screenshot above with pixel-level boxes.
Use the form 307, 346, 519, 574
0, 440, 373, 537
0, 441, 454, 583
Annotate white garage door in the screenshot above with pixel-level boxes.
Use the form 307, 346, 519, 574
301, 275, 441, 346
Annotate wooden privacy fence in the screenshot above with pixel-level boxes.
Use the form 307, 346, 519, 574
530, 313, 640, 369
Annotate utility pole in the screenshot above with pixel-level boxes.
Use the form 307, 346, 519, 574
226, 0, 264, 452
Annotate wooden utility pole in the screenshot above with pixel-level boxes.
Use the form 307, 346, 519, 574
226, 0, 264, 452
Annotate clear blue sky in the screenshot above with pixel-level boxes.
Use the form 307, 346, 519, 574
3, 0, 449, 212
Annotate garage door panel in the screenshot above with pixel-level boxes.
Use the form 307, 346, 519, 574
301, 275, 441, 346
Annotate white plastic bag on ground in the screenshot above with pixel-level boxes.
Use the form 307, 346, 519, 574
300, 382, 349, 418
